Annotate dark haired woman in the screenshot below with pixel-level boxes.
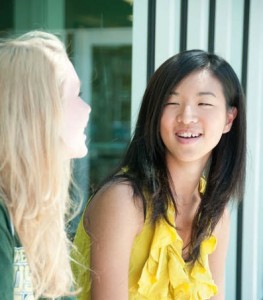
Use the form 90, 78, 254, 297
72, 49, 246, 300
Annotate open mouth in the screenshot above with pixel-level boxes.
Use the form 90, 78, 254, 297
176, 132, 202, 138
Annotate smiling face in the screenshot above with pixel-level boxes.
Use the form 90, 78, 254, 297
160, 69, 237, 165
61, 58, 91, 159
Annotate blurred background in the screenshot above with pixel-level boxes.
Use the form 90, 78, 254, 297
0, 0, 262, 299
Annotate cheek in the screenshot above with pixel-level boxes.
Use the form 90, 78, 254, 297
65, 100, 90, 130
159, 117, 168, 140
204, 110, 227, 127
65, 101, 80, 125
206, 116, 228, 145
160, 111, 174, 131
60, 101, 90, 159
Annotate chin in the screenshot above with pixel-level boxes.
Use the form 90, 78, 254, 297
74, 148, 88, 159
65, 146, 88, 160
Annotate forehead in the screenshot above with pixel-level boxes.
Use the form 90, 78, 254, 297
174, 69, 224, 94
64, 58, 78, 80
63, 59, 80, 88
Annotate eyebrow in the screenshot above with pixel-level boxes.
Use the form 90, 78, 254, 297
198, 91, 216, 97
170, 91, 217, 97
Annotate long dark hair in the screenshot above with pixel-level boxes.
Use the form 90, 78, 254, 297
99, 49, 246, 262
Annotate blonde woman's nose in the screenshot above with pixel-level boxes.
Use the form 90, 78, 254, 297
87, 103, 91, 114
176, 105, 198, 124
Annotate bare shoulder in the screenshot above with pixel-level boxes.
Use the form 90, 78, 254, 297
211, 207, 230, 257
83, 182, 145, 299
84, 182, 145, 237
212, 207, 230, 239
209, 208, 230, 299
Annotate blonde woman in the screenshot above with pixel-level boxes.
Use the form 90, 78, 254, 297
0, 31, 91, 299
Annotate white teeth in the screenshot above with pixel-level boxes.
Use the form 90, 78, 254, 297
177, 132, 200, 138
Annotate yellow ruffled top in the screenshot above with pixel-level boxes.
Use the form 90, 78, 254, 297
72, 178, 218, 300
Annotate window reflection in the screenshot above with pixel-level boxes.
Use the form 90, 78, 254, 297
90, 45, 131, 188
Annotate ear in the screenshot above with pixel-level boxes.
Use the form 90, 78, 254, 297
223, 107, 237, 133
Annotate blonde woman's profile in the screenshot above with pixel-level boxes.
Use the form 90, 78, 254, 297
0, 31, 91, 299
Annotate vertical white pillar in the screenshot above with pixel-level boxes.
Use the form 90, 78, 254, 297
242, 0, 263, 298
155, 0, 181, 69
187, 0, 209, 50
131, 0, 148, 131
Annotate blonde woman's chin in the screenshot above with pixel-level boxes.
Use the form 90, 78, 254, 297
62, 141, 88, 160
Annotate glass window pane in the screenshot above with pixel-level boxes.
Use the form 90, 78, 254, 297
90, 45, 131, 188
0, 0, 133, 236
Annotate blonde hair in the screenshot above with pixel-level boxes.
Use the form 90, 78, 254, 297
0, 31, 76, 298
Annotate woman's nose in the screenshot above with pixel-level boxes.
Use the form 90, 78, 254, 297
176, 105, 198, 124
87, 103, 91, 114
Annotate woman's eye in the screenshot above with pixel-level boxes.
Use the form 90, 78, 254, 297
199, 102, 213, 106
78, 91, 83, 97
165, 102, 179, 106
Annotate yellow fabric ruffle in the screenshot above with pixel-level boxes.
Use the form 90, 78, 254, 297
128, 204, 218, 300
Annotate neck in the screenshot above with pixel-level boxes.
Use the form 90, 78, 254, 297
166, 156, 209, 204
